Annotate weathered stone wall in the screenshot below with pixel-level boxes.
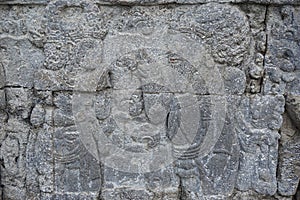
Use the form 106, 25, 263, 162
0, 0, 299, 199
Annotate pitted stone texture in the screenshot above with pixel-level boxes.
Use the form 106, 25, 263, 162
264, 6, 300, 96
236, 95, 285, 195
0, 1, 300, 200
1, 117, 30, 200
1, 0, 300, 4
265, 5, 300, 197
231, 190, 294, 200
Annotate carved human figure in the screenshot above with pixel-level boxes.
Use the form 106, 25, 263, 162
236, 96, 284, 195
125, 83, 180, 151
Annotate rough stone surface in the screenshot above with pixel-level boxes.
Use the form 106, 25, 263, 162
0, 0, 299, 200
1, 0, 300, 5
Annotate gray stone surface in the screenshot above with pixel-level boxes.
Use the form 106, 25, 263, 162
1, 0, 300, 5
0, 0, 299, 200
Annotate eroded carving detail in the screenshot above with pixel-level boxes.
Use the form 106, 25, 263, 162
0, 1, 299, 199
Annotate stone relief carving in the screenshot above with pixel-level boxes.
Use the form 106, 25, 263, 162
0, 0, 299, 199
236, 95, 285, 195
